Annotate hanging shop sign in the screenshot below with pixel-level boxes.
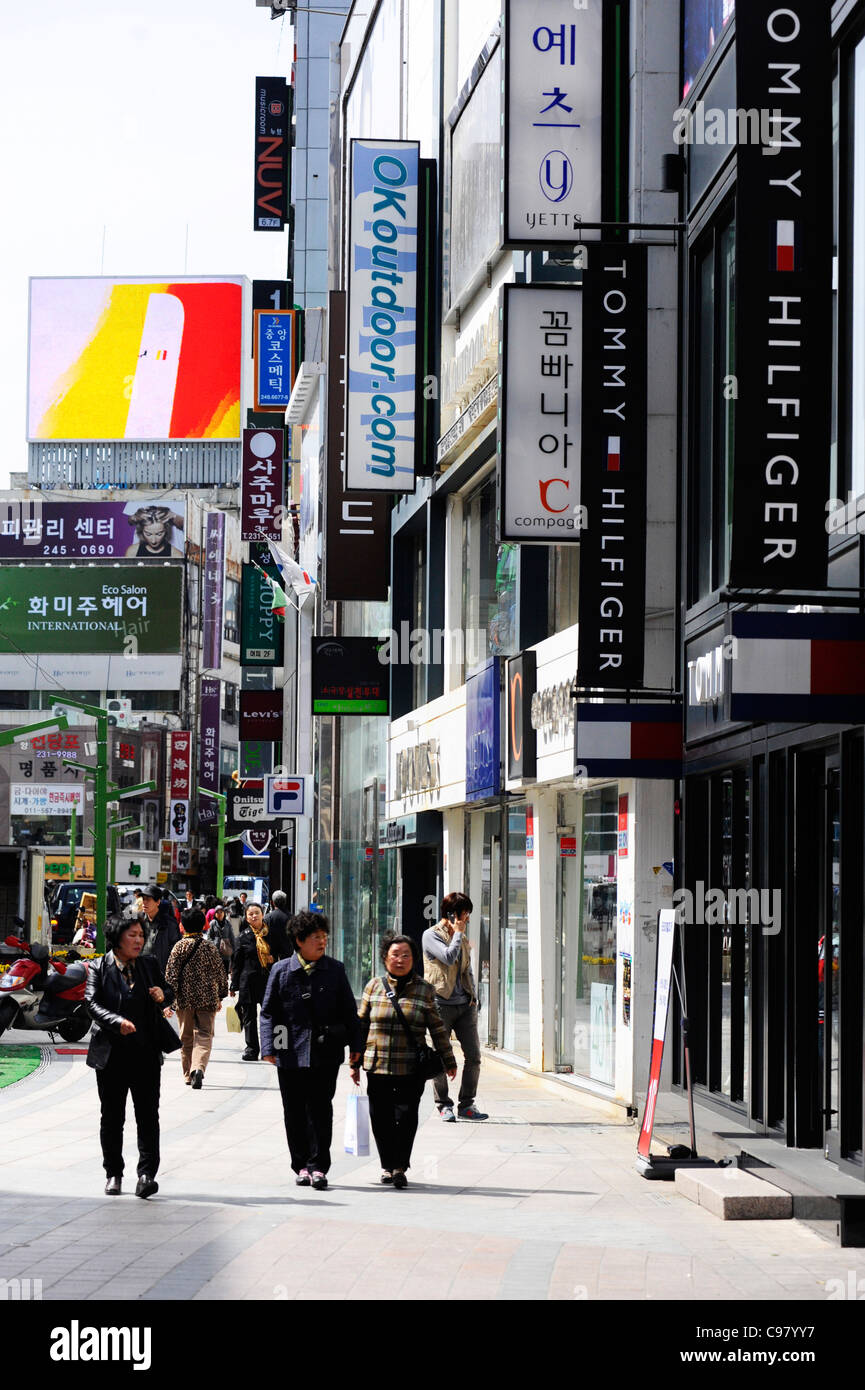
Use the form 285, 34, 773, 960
345, 139, 419, 494
254, 76, 291, 231
254, 310, 297, 410
202, 512, 225, 672
168, 729, 192, 844
241, 428, 284, 541
264, 775, 306, 817
240, 561, 284, 666
727, 613, 865, 724
198, 679, 221, 828
503, 0, 623, 245
240, 741, 274, 779
574, 703, 683, 780
243, 829, 273, 856
729, 1, 832, 590
466, 658, 501, 803
577, 243, 648, 689
323, 292, 391, 601
311, 637, 389, 716
637, 910, 677, 1162
617, 792, 629, 858
506, 652, 537, 780
239, 690, 283, 743
498, 284, 582, 542
0, 496, 185, 560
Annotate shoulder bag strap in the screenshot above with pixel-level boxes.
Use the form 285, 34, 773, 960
380, 976, 424, 1051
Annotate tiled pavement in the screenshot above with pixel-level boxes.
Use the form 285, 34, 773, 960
1, 1019, 864, 1302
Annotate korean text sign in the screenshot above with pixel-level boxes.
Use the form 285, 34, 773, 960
0, 566, 182, 654
0, 497, 185, 560
498, 285, 582, 542
254, 310, 297, 409
503, 0, 603, 244
241, 428, 285, 540
345, 140, 419, 493
169, 730, 192, 844
202, 512, 226, 671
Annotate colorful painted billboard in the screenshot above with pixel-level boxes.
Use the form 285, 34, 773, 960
28, 277, 244, 441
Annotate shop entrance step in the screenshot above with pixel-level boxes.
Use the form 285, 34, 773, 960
674, 1165, 792, 1220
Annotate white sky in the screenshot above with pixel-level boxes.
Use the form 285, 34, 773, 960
0, 0, 293, 485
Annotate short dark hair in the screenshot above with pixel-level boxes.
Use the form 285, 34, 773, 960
245, 901, 262, 917
181, 908, 206, 934
292, 910, 328, 943
105, 914, 144, 951
441, 891, 472, 919
379, 931, 417, 968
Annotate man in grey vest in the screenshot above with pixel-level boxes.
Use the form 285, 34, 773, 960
422, 891, 488, 1122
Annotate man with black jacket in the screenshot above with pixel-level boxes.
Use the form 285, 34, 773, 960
139, 884, 181, 975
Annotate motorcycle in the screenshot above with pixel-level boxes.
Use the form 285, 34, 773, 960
0, 934, 91, 1043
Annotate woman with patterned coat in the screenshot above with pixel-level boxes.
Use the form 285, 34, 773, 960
350, 933, 456, 1189
165, 908, 227, 1089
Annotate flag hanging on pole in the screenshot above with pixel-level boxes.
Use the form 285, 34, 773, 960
266, 539, 316, 605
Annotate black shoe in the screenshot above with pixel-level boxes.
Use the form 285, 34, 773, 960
241, 1049, 259, 1061
392, 1170, 408, 1189
135, 1175, 159, 1199
104, 1175, 122, 1195
380, 1171, 393, 1184
295, 1169, 311, 1186
190, 1070, 204, 1089
311, 1171, 328, 1190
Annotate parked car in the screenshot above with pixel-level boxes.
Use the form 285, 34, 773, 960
50, 882, 122, 946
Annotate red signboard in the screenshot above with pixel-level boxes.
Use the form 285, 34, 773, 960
617, 793, 629, 858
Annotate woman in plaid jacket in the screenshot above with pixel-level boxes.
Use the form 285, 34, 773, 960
350, 932, 456, 1189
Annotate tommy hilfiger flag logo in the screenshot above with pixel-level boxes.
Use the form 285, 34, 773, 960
606, 436, 621, 472
774, 220, 799, 273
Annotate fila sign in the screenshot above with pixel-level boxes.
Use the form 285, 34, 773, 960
264, 775, 306, 817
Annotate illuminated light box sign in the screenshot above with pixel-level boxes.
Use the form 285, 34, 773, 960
311, 637, 389, 716
254, 310, 297, 409
345, 139, 419, 493
28, 277, 244, 441
0, 497, 185, 560
0, 566, 182, 655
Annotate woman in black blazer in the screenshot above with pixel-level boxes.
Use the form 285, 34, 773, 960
85, 915, 175, 1198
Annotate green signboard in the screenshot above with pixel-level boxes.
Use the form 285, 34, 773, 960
0, 566, 182, 654
311, 637, 389, 717
240, 562, 284, 667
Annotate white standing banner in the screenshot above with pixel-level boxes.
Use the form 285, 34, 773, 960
504, 0, 604, 244
637, 910, 677, 1161
498, 284, 582, 542
345, 139, 419, 493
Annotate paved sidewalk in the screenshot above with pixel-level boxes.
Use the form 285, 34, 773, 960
1, 1017, 863, 1302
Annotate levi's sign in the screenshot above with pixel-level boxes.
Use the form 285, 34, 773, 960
345, 140, 419, 493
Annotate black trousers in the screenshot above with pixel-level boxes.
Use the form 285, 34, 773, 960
276, 1064, 340, 1174
96, 1046, 161, 1179
366, 1073, 425, 1172
238, 993, 260, 1055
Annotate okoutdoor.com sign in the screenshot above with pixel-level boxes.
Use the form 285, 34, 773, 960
503, 0, 603, 244
0, 497, 185, 560
345, 140, 419, 493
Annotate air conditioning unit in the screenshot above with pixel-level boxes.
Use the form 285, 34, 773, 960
107, 698, 132, 727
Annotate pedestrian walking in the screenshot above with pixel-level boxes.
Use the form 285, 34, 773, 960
165, 908, 228, 1089
84, 915, 176, 1199
205, 902, 235, 965
350, 933, 456, 1189
229, 902, 287, 1060
260, 911, 361, 1190
422, 892, 488, 1122
265, 889, 292, 952
138, 884, 181, 975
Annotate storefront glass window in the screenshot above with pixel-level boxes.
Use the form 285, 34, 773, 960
548, 545, 579, 635
461, 477, 518, 676
500, 803, 529, 1058
568, 786, 618, 1083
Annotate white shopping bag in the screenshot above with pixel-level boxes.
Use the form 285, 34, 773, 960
344, 1090, 370, 1156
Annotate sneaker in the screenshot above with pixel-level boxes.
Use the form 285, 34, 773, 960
392, 1170, 408, 1189
311, 1171, 328, 1190
440, 1106, 457, 1123
135, 1175, 158, 1199
458, 1104, 488, 1120
295, 1169, 311, 1186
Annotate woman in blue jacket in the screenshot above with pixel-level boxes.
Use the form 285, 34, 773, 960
260, 911, 361, 1190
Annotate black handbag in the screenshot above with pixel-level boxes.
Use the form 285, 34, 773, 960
380, 977, 445, 1081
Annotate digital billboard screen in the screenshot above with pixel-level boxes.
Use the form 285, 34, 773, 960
683, 0, 735, 97
28, 277, 244, 442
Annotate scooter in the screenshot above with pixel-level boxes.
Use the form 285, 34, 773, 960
0, 934, 91, 1043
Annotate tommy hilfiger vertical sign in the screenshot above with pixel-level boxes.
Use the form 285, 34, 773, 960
729, 3, 832, 590
577, 244, 648, 689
